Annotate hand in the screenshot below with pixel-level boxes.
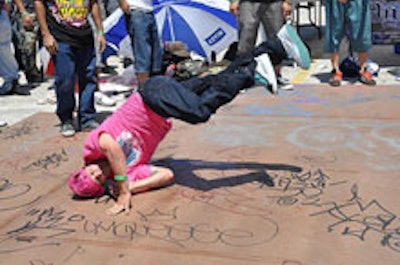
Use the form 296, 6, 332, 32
97, 33, 106, 53
106, 191, 131, 216
119, 0, 130, 14
282, 1, 292, 20
43, 33, 58, 55
338, 0, 348, 3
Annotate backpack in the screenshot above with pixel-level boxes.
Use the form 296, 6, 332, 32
339, 57, 360, 78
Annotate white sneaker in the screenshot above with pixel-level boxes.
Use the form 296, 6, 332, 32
0, 120, 7, 127
255, 53, 278, 94
277, 24, 311, 69
95, 92, 116, 107
277, 76, 294, 90
61, 122, 76, 137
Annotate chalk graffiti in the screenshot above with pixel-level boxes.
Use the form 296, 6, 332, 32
179, 165, 399, 254
0, 205, 277, 253
29, 260, 54, 265
268, 169, 348, 207
22, 148, 69, 171
1, 122, 39, 140
282, 260, 303, 265
0, 178, 41, 212
310, 184, 400, 253
288, 123, 400, 171
181, 168, 346, 215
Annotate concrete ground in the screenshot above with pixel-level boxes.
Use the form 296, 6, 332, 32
1, 22, 399, 126
0, 9, 400, 265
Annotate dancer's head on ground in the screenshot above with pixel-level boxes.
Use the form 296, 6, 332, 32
68, 163, 109, 198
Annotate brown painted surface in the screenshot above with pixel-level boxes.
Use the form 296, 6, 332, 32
0, 84, 399, 265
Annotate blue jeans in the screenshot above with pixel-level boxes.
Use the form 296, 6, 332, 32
53, 42, 97, 125
125, 9, 163, 75
0, 10, 19, 95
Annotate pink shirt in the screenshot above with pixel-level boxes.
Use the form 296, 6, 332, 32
83, 92, 172, 181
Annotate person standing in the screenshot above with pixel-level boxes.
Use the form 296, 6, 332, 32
11, 0, 42, 84
118, 0, 163, 87
229, 0, 294, 91
324, 0, 376, 86
0, 0, 31, 95
34, 0, 106, 137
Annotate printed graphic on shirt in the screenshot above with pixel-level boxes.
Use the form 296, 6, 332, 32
48, 0, 90, 27
116, 131, 142, 166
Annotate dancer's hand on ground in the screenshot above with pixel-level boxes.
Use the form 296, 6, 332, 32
106, 192, 131, 216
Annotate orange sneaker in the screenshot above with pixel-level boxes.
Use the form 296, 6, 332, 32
329, 70, 343, 86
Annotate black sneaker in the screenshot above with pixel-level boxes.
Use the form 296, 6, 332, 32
12, 84, 31, 96
61, 122, 76, 137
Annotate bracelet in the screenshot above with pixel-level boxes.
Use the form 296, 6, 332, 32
97, 29, 104, 35
114, 175, 128, 181
21, 11, 29, 18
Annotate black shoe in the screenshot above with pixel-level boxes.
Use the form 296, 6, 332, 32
12, 84, 31, 96
26, 68, 44, 84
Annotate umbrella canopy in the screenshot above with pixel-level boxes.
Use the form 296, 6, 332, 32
153, 0, 238, 59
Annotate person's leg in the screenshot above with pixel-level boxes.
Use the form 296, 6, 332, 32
24, 29, 42, 83
329, 52, 342, 86
140, 70, 253, 124
0, 10, 19, 95
76, 45, 98, 129
11, 16, 23, 71
53, 43, 76, 133
140, 36, 292, 122
127, 10, 153, 86
237, 1, 262, 55
128, 166, 174, 194
14, 14, 41, 83
347, 0, 375, 85
259, 1, 291, 89
149, 13, 163, 76
324, 0, 345, 86
260, 1, 284, 38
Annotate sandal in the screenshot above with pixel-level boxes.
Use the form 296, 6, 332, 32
359, 70, 376, 86
329, 70, 343, 86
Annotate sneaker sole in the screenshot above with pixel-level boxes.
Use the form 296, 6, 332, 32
61, 130, 75, 137
277, 24, 311, 69
255, 53, 278, 94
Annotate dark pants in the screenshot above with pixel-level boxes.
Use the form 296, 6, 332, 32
139, 70, 253, 124
139, 36, 286, 124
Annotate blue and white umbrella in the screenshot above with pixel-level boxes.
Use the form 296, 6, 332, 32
153, 0, 238, 59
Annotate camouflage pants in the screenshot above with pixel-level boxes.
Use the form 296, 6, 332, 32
11, 13, 41, 80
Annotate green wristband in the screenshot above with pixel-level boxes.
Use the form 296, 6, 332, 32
114, 175, 128, 181
97, 29, 104, 35
21, 11, 29, 18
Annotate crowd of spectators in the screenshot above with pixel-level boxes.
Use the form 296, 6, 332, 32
0, 0, 381, 136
